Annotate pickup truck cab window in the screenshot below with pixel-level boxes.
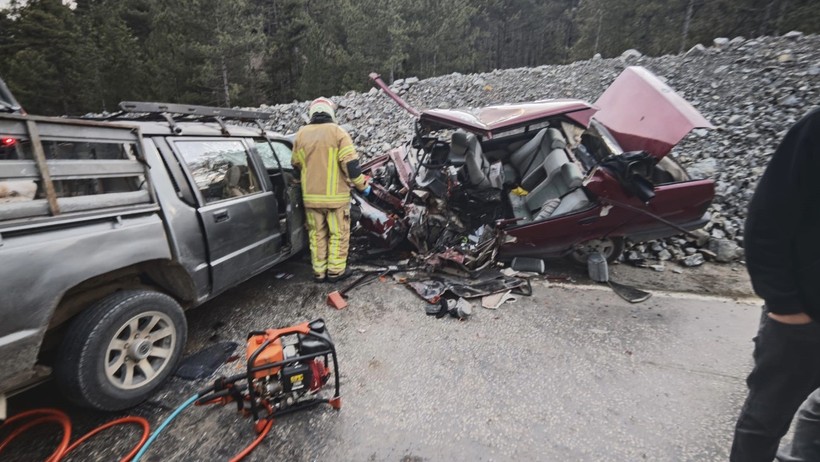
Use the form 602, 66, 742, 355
174, 140, 261, 204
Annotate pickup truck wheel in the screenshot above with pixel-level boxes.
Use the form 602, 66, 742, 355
568, 237, 624, 265
54, 290, 187, 411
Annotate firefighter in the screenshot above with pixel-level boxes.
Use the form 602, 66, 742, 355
292, 97, 370, 283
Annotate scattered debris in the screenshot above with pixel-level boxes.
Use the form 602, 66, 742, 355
425, 301, 447, 317
407, 274, 530, 304
587, 253, 609, 282
511, 257, 546, 274
424, 297, 472, 320
481, 290, 517, 310
500, 267, 520, 277
327, 269, 393, 309
451, 298, 473, 320
608, 281, 652, 303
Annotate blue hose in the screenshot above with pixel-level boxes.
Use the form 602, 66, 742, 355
133, 393, 200, 462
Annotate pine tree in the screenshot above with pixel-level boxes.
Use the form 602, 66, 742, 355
0, 0, 88, 115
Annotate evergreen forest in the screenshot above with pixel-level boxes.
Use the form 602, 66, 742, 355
1, 0, 818, 115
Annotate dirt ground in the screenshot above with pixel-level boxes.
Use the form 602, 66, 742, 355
545, 259, 755, 300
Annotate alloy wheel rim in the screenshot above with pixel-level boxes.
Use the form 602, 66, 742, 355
104, 311, 176, 390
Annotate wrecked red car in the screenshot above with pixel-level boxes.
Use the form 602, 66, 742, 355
352, 66, 714, 272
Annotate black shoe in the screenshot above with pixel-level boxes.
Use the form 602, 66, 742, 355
326, 268, 353, 283
314, 275, 326, 283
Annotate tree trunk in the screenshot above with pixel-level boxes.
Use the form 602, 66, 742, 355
222, 55, 231, 107
680, 0, 694, 54
594, 9, 603, 56
774, 0, 789, 35
759, 0, 777, 36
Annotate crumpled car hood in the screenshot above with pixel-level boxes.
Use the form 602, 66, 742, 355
593, 66, 714, 158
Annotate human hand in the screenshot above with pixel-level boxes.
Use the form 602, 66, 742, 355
363, 185, 372, 196
768, 312, 813, 325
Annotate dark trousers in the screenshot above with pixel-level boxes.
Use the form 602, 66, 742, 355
731, 309, 820, 461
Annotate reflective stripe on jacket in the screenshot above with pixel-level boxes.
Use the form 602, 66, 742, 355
291, 123, 366, 208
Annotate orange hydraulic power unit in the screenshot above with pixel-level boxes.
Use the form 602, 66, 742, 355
200, 319, 341, 427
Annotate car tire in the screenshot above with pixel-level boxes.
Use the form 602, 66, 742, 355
54, 289, 187, 411
568, 237, 625, 265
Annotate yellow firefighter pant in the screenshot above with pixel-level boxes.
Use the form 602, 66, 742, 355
305, 206, 351, 278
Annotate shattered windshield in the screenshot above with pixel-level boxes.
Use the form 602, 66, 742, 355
255, 139, 293, 170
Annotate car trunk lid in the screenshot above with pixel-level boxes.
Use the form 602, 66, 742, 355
592, 66, 713, 159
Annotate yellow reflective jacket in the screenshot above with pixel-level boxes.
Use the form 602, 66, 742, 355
291, 122, 367, 209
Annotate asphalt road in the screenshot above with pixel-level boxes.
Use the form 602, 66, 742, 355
6, 259, 762, 461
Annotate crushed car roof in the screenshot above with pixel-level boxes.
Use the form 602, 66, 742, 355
419, 100, 598, 139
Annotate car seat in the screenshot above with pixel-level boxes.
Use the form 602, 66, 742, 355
223, 164, 256, 198
456, 132, 493, 189
449, 131, 469, 167
504, 128, 566, 190
526, 159, 589, 220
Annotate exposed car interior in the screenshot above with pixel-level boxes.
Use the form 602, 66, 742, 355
413, 117, 691, 226
419, 120, 594, 225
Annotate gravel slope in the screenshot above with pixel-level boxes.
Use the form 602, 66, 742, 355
255, 33, 819, 265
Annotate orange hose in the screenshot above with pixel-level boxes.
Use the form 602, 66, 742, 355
195, 397, 224, 406
0, 417, 60, 453
228, 419, 273, 462
62, 416, 150, 462
0, 408, 149, 462
0, 408, 71, 462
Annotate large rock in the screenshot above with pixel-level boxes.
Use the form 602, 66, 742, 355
783, 30, 804, 40
713, 37, 730, 49
686, 44, 707, 56
687, 158, 718, 179
620, 49, 643, 60
708, 238, 743, 263
682, 253, 705, 267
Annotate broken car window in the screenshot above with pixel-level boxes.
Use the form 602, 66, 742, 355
175, 140, 261, 204
255, 140, 293, 170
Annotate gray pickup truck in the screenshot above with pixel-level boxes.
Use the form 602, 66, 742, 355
0, 96, 306, 412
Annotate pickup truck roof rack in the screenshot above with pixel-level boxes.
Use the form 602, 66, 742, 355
98, 101, 276, 135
